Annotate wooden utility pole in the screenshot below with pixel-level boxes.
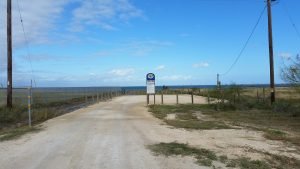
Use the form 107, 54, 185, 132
7, 0, 13, 108
267, 0, 276, 104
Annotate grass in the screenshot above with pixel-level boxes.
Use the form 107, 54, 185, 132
0, 126, 42, 141
176, 113, 198, 120
219, 155, 228, 163
263, 129, 287, 140
0, 97, 92, 129
148, 104, 232, 130
227, 158, 271, 169
149, 103, 300, 146
148, 142, 217, 166
147, 87, 300, 168
165, 120, 232, 130
147, 142, 280, 169
248, 148, 300, 169
202, 110, 300, 146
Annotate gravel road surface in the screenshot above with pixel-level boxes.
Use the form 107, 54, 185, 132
1, 95, 298, 169
0, 95, 208, 169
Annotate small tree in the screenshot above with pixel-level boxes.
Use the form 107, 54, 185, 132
281, 54, 300, 91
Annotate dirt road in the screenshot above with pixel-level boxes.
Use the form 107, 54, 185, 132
0, 95, 298, 169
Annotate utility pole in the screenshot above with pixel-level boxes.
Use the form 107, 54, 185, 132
267, 0, 276, 104
7, 0, 13, 108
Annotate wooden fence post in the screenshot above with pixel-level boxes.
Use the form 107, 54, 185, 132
176, 93, 179, 104
207, 90, 210, 104
233, 93, 236, 104
191, 92, 194, 104
257, 89, 259, 102
263, 87, 265, 102
147, 94, 149, 105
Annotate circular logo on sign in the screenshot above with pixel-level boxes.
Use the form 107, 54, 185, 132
147, 74, 154, 79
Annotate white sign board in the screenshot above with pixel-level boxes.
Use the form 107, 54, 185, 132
147, 81, 155, 94
146, 73, 155, 94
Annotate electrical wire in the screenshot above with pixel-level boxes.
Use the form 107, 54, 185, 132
220, 5, 267, 76
16, 0, 37, 87
0, 0, 7, 88
281, 0, 300, 42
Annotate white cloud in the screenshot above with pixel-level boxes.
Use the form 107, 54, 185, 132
0, 0, 144, 49
279, 52, 292, 60
70, 0, 144, 31
108, 68, 135, 77
0, 0, 71, 48
161, 75, 192, 81
155, 65, 165, 71
193, 62, 209, 68
125, 40, 173, 56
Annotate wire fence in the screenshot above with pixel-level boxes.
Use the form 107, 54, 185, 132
1, 86, 297, 129
0, 87, 124, 106
0, 87, 124, 128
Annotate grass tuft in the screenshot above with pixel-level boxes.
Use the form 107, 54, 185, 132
226, 158, 271, 169
0, 126, 42, 141
148, 105, 232, 130
148, 142, 300, 169
148, 142, 217, 167
165, 120, 232, 130
263, 129, 287, 140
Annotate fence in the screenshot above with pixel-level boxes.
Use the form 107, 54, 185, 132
0, 87, 123, 106
1, 86, 293, 128
0, 87, 123, 128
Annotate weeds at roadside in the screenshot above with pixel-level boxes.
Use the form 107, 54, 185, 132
148, 142, 217, 167
149, 104, 300, 145
148, 142, 300, 169
248, 148, 300, 169
219, 155, 228, 163
263, 129, 287, 140
148, 105, 232, 130
0, 126, 42, 141
226, 157, 271, 169
165, 120, 232, 130
0, 97, 91, 130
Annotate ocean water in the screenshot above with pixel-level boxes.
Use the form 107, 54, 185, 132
122, 84, 290, 91
0, 84, 290, 93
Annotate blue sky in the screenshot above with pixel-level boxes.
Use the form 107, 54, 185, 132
0, 0, 300, 87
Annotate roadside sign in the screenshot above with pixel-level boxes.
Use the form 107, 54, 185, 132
146, 73, 155, 94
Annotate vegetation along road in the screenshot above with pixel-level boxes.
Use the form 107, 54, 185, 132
0, 95, 299, 169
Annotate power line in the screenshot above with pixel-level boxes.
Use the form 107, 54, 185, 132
281, 0, 300, 42
16, 0, 37, 87
220, 5, 267, 76
0, 0, 6, 87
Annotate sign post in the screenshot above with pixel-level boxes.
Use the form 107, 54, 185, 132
146, 73, 155, 105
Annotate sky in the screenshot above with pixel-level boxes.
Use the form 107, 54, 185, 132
0, 0, 300, 87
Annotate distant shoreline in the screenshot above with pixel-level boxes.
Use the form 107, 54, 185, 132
0, 84, 291, 91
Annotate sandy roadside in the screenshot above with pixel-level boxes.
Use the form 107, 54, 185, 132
0, 95, 298, 169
